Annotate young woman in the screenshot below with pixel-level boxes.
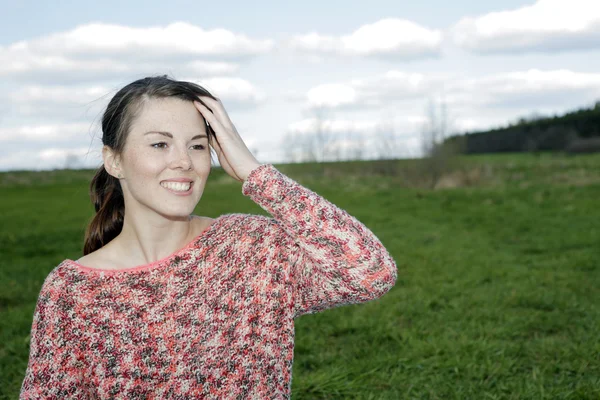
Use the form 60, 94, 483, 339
20, 75, 397, 399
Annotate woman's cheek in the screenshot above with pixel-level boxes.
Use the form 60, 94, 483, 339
134, 150, 163, 174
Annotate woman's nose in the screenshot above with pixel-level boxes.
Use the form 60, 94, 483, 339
170, 147, 192, 170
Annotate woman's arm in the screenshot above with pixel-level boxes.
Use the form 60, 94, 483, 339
20, 276, 87, 399
242, 164, 397, 319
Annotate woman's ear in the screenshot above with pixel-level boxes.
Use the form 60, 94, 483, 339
102, 146, 122, 179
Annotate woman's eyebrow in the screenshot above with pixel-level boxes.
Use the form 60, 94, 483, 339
144, 131, 208, 140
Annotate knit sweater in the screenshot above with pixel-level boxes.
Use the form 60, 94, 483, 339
20, 163, 398, 399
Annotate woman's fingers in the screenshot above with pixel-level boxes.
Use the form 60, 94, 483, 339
195, 100, 243, 181
193, 101, 220, 128
194, 99, 234, 135
194, 96, 253, 183
195, 101, 223, 153
197, 96, 233, 126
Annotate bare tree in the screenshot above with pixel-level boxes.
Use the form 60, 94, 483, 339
374, 119, 402, 160
281, 131, 307, 163
280, 132, 295, 163
342, 131, 365, 161
280, 107, 338, 164
311, 107, 337, 162
330, 133, 343, 162
420, 97, 456, 188
421, 98, 449, 157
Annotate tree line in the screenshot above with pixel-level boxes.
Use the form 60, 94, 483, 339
445, 101, 600, 154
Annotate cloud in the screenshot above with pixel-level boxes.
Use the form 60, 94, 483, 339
177, 77, 268, 109
288, 118, 380, 135
1, 75, 267, 125
304, 70, 440, 109
9, 85, 111, 104
446, 69, 600, 109
28, 22, 273, 60
300, 68, 600, 113
0, 147, 100, 171
288, 18, 442, 60
1, 85, 112, 121
0, 22, 271, 83
0, 122, 98, 143
452, 0, 600, 54
0, 55, 239, 84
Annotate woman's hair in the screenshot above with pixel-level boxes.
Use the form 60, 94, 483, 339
83, 75, 218, 255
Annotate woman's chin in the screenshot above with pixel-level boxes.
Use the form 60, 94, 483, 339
156, 207, 198, 221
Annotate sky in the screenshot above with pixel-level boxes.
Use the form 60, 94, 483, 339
1, 0, 599, 170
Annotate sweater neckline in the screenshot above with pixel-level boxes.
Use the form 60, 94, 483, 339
65, 215, 225, 275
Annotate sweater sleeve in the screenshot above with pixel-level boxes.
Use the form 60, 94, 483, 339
242, 163, 397, 319
20, 273, 87, 399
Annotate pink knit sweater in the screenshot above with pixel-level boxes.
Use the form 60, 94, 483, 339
20, 163, 397, 399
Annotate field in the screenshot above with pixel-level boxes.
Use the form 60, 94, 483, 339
1, 153, 599, 399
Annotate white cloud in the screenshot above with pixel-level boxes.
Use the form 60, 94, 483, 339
0, 22, 270, 83
288, 18, 442, 60
0, 123, 98, 143
288, 118, 380, 135
2, 76, 267, 124
306, 84, 358, 108
12, 22, 273, 60
304, 70, 439, 109
9, 85, 111, 104
301, 68, 600, 113
0, 53, 239, 84
452, 0, 600, 54
446, 69, 600, 109
184, 61, 239, 76
184, 77, 267, 109
1, 85, 111, 121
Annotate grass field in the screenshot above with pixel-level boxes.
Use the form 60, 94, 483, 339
1, 153, 599, 399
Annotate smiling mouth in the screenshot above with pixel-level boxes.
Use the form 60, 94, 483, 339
160, 181, 192, 192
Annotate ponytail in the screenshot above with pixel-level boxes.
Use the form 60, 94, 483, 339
83, 165, 125, 255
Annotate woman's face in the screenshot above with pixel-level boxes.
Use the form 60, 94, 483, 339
112, 96, 212, 220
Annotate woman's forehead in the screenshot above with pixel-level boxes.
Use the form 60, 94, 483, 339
132, 97, 206, 133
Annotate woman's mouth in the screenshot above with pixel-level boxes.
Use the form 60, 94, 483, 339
160, 181, 193, 196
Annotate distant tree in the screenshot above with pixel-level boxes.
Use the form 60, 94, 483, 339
64, 153, 81, 169
347, 131, 366, 161
311, 107, 337, 162
374, 119, 401, 160
452, 101, 600, 154
421, 97, 450, 157
420, 97, 460, 188
280, 107, 338, 163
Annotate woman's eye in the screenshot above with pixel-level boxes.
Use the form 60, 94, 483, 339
151, 142, 204, 150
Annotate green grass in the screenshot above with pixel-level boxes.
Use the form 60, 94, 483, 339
1, 153, 600, 399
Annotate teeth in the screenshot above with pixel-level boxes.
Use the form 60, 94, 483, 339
161, 181, 191, 191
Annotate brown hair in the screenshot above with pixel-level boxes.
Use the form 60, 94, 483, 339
83, 75, 218, 255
